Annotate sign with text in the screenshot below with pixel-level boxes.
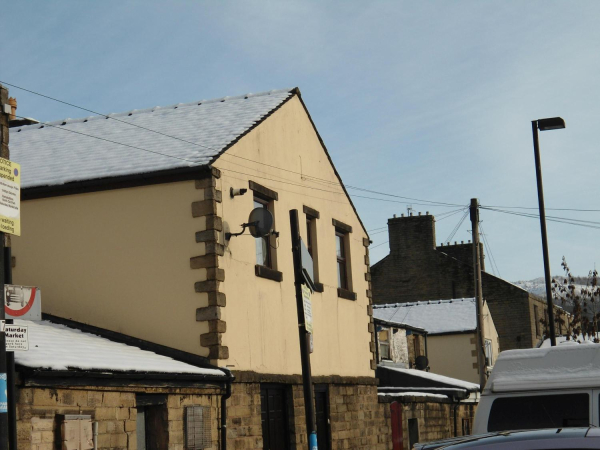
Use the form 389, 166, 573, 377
0, 158, 20, 236
5, 324, 29, 351
302, 284, 313, 334
5, 285, 41, 320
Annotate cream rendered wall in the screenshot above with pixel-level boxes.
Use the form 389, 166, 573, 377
427, 302, 500, 383
11, 181, 211, 357
213, 96, 373, 377
427, 333, 478, 383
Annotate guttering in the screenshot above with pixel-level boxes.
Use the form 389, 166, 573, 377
219, 367, 235, 450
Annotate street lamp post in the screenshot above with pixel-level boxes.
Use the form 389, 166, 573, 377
531, 117, 565, 347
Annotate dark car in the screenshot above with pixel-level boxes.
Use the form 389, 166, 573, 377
413, 428, 600, 449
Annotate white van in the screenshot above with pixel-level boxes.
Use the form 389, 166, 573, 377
473, 343, 600, 434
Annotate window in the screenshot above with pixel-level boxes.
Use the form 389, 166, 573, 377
335, 231, 348, 289
378, 328, 391, 360
487, 393, 589, 432
332, 219, 355, 300
534, 305, 540, 337
314, 385, 331, 450
254, 196, 273, 268
185, 406, 211, 449
250, 181, 282, 282
304, 206, 322, 292
484, 339, 493, 366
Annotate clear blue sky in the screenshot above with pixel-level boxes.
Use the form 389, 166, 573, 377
3, 1, 600, 282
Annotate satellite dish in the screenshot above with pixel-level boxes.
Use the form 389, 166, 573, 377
415, 355, 429, 371
247, 208, 274, 238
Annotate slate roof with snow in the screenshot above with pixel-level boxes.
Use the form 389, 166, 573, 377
10, 89, 294, 189
373, 298, 477, 335
13, 319, 225, 377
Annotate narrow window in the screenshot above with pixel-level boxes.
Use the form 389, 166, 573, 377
378, 328, 391, 360
254, 197, 273, 268
484, 339, 493, 366
304, 206, 321, 291
336, 231, 347, 290
461, 418, 471, 435
332, 219, 355, 300
534, 305, 540, 337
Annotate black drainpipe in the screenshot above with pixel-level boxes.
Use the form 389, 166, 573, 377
453, 400, 459, 437
219, 367, 234, 450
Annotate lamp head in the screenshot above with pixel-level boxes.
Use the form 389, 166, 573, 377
537, 117, 565, 131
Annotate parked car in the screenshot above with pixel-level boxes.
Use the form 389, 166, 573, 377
472, 344, 600, 434
414, 428, 600, 449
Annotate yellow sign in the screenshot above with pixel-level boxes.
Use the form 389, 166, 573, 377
302, 284, 313, 334
0, 158, 20, 236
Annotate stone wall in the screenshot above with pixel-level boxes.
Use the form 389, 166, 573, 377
226, 381, 392, 450
379, 395, 476, 449
16, 386, 221, 450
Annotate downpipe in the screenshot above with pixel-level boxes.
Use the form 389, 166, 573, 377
219, 367, 234, 450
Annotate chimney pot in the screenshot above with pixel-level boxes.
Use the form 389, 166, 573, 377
393, 214, 397, 218
401, 214, 404, 217
8, 97, 17, 121
426, 211, 429, 215
418, 212, 421, 216
461, 241, 464, 244
454, 241, 457, 245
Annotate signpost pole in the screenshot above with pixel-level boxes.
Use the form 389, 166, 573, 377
289, 209, 318, 450
0, 83, 10, 450
5, 245, 16, 450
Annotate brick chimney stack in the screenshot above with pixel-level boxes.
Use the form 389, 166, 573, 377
387, 212, 436, 256
8, 98, 16, 121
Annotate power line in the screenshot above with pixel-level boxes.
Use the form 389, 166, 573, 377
482, 207, 600, 230
6, 80, 467, 209
480, 223, 501, 278
481, 204, 600, 212
370, 240, 389, 249
445, 210, 469, 243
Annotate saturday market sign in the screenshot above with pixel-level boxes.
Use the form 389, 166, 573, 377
0, 158, 20, 236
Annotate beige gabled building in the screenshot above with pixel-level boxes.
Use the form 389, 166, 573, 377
10, 88, 392, 450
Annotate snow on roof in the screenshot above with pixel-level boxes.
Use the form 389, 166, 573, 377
485, 344, 600, 394
380, 365, 479, 391
378, 392, 447, 399
373, 298, 477, 334
14, 319, 225, 377
539, 335, 598, 348
10, 89, 294, 189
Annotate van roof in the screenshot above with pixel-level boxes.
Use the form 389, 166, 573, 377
485, 344, 600, 394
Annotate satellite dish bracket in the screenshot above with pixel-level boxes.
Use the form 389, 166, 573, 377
225, 221, 258, 240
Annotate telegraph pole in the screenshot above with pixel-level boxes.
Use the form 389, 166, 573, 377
470, 198, 487, 391
0, 83, 10, 450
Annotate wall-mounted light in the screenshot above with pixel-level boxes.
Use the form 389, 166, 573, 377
230, 187, 247, 198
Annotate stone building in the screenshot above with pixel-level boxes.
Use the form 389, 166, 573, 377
374, 299, 499, 383
9, 88, 391, 449
371, 213, 549, 351
14, 318, 227, 450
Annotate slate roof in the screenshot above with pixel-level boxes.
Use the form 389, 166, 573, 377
372, 298, 477, 335
14, 319, 225, 376
9, 89, 294, 189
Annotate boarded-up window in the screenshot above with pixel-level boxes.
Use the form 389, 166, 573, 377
185, 406, 211, 449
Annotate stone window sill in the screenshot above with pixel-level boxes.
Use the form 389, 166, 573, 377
313, 282, 324, 293
337, 288, 357, 301
255, 265, 283, 282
